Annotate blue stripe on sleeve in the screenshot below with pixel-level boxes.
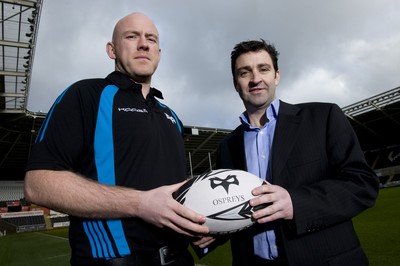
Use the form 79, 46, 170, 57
98, 221, 116, 258
36, 86, 71, 143
93, 221, 111, 259
83, 221, 98, 258
87, 221, 103, 258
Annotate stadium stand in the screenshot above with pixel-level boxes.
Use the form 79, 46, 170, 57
0, 181, 24, 201
0, 210, 45, 232
342, 86, 400, 186
49, 214, 70, 228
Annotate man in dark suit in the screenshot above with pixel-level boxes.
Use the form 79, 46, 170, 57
216, 39, 379, 265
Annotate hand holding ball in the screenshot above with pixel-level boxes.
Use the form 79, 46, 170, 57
173, 169, 266, 235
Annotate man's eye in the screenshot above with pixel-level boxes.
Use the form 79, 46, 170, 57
239, 71, 249, 77
147, 37, 158, 43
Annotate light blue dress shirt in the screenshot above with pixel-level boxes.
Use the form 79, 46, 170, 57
239, 98, 279, 260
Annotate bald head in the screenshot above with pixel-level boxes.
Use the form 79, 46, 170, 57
112, 12, 159, 43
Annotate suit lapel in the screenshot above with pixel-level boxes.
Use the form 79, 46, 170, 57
228, 126, 247, 170
271, 101, 301, 182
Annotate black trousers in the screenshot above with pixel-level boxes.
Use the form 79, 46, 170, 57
232, 255, 288, 266
71, 249, 194, 266
250, 256, 288, 266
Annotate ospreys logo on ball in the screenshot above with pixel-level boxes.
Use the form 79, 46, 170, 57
209, 174, 239, 194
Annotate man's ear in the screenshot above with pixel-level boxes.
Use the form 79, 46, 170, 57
275, 70, 280, 86
106, 42, 116, 60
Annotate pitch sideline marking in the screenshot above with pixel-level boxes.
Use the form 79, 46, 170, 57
34, 231, 69, 241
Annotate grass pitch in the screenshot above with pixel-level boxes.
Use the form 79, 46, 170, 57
353, 186, 400, 266
0, 229, 70, 266
0, 186, 398, 266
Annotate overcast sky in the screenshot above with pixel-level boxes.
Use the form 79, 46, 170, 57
27, 0, 400, 130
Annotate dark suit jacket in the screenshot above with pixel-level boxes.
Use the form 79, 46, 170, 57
216, 101, 379, 266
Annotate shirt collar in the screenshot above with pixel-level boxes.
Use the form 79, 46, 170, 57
240, 98, 280, 130
105, 71, 164, 99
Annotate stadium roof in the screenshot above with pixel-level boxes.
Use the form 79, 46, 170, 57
0, 0, 43, 180
0, 0, 42, 114
343, 86, 400, 152
1, 0, 399, 181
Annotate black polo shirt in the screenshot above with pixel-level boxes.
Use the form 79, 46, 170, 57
26, 71, 188, 261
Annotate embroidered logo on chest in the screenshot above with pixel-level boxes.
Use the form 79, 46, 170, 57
164, 113, 176, 124
117, 107, 148, 113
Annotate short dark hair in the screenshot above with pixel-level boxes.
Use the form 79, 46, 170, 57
230, 39, 280, 79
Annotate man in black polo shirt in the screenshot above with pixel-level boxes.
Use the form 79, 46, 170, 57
24, 12, 209, 266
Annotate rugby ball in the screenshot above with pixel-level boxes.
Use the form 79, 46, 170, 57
173, 169, 266, 235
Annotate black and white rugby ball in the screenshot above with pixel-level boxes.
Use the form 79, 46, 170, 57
173, 169, 266, 235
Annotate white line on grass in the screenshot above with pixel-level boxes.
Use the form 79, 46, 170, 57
34, 231, 69, 241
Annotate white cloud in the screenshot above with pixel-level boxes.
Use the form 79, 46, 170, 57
279, 68, 349, 105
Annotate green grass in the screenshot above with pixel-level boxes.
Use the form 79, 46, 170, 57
0, 228, 70, 266
353, 186, 400, 266
0, 186, 398, 265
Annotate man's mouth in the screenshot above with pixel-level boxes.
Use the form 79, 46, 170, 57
249, 87, 264, 93
135, 55, 150, 60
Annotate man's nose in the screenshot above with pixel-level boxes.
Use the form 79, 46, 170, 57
250, 72, 262, 85
137, 37, 149, 50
